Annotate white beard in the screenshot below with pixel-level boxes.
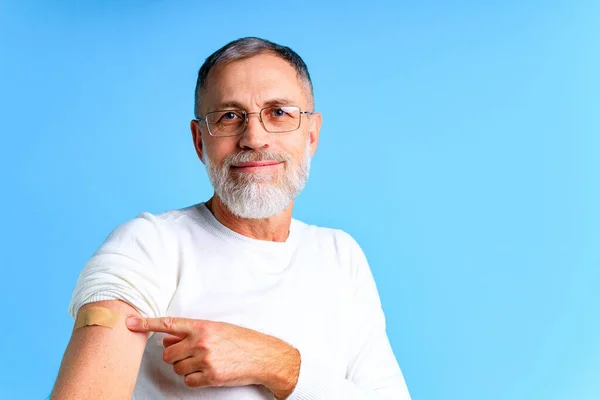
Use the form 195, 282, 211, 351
203, 136, 312, 219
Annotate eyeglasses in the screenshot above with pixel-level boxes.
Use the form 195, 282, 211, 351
197, 106, 313, 137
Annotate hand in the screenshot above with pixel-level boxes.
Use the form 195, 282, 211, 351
126, 316, 300, 399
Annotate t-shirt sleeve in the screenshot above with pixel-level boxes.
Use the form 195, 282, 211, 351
68, 212, 177, 320
288, 231, 411, 400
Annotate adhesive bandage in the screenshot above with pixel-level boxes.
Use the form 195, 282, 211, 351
74, 306, 120, 329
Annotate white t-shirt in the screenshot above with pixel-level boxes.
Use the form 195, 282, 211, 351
69, 203, 411, 399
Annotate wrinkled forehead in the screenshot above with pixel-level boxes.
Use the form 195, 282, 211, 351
199, 53, 312, 114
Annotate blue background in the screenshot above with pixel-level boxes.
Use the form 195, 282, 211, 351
1, 1, 598, 399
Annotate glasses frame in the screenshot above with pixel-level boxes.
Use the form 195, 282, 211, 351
196, 106, 314, 137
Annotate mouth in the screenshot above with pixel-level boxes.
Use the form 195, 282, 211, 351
231, 161, 283, 172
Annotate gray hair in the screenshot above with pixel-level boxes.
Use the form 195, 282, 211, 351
194, 37, 314, 118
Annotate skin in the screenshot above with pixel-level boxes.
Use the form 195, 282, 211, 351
191, 52, 322, 242
126, 316, 302, 399
52, 53, 323, 399
51, 300, 147, 399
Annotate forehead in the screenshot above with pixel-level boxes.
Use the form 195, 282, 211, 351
201, 53, 309, 111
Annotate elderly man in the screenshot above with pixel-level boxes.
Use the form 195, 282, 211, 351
51, 37, 411, 400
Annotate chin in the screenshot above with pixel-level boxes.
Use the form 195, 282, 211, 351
231, 172, 279, 185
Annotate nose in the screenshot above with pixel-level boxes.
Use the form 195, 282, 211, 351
238, 112, 270, 150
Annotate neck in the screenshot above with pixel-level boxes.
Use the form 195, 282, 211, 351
205, 195, 294, 242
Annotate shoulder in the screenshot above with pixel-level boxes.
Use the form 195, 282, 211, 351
293, 219, 366, 265
294, 220, 375, 297
137, 203, 201, 228
104, 203, 203, 242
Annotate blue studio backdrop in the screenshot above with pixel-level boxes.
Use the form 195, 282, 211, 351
0, 1, 599, 399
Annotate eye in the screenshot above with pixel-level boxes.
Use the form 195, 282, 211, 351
214, 110, 244, 125
222, 112, 240, 121
272, 108, 286, 117
269, 107, 295, 118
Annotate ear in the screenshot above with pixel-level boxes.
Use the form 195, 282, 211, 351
191, 119, 205, 164
308, 112, 322, 157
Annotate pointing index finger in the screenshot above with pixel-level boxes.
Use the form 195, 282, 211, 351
126, 316, 193, 335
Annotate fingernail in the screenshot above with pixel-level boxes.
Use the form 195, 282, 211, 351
127, 317, 141, 328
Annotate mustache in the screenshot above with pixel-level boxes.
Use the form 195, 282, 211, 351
223, 149, 291, 167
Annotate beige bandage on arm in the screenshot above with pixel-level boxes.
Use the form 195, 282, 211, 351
74, 306, 120, 329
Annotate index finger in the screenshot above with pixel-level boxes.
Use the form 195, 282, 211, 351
126, 316, 194, 335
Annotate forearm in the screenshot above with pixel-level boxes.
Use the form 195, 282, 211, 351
258, 345, 302, 399
51, 301, 148, 400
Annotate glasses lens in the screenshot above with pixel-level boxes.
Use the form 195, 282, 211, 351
206, 110, 245, 136
261, 106, 301, 133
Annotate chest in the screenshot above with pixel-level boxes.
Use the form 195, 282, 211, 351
166, 246, 354, 372
136, 243, 355, 398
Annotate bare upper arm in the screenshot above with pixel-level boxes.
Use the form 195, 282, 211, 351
51, 300, 149, 400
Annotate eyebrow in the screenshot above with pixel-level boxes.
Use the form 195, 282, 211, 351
263, 98, 297, 107
211, 98, 297, 112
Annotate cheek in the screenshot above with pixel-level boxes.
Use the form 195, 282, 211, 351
275, 134, 310, 158
203, 139, 238, 164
